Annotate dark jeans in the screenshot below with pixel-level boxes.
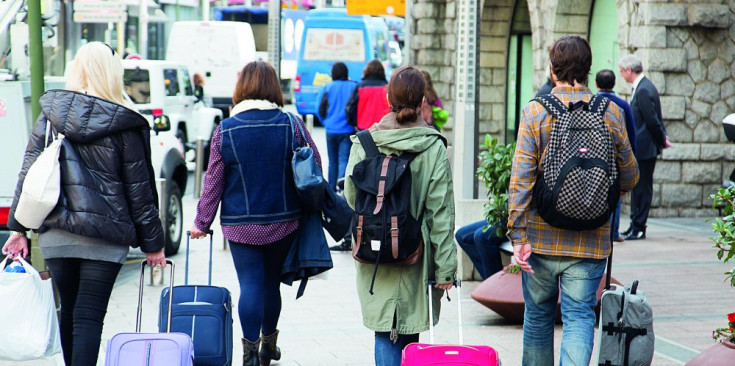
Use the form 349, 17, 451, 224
326, 132, 353, 191
374, 332, 419, 366
229, 232, 295, 341
455, 220, 506, 279
45, 258, 122, 366
630, 158, 656, 231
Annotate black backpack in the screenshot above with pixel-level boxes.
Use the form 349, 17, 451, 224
531, 94, 619, 231
351, 130, 423, 294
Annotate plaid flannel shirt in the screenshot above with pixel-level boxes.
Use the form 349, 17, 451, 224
507, 86, 639, 259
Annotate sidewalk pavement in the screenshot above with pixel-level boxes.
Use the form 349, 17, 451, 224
96, 197, 732, 366
97, 125, 732, 365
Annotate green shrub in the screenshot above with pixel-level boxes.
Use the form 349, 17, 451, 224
476, 134, 515, 238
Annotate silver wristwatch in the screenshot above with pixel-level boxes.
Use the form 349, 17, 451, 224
10, 231, 26, 237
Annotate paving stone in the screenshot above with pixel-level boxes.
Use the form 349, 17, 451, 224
688, 4, 732, 29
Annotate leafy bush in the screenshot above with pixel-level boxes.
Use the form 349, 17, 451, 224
476, 134, 515, 238
709, 187, 735, 342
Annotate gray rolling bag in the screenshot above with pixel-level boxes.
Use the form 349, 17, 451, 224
597, 214, 655, 366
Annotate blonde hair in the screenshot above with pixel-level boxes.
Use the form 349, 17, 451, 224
66, 42, 128, 106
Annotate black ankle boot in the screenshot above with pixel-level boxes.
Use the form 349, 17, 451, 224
259, 330, 281, 366
329, 241, 351, 252
242, 338, 260, 366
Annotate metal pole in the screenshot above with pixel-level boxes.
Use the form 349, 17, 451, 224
404, 0, 412, 65
28, 0, 44, 122
116, 22, 125, 55
305, 114, 314, 134
194, 137, 205, 199
202, 0, 210, 21
452, 0, 479, 200
152, 178, 166, 285
139, 0, 149, 59
267, 0, 281, 77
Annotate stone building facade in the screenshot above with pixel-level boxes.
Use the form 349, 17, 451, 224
410, 0, 735, 217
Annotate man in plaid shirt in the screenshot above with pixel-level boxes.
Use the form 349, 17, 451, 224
507, 35, 639, 366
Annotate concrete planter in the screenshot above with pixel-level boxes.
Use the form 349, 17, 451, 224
685, 339, 735, 366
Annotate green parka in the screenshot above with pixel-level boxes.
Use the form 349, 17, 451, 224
344, 113, 458, 335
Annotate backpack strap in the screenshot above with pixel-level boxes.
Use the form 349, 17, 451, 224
357, 130, 381, 157
532, 94, 567, 119
589, 95, 611, 119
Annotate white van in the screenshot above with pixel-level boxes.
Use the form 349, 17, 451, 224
166, 21, 257, 117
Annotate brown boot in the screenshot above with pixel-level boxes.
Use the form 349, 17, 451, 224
242, 338, 260, 366
259, 330, 281, 366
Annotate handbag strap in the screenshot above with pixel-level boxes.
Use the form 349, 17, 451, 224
286, 112, 307, 150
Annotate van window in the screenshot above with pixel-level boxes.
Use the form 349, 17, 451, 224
303, 28, 365, 62
164, 69, 180, 96
123, 68, 151, 104
181, 69, 194, 96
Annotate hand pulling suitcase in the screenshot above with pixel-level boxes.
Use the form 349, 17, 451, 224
106, 260, 195, 366
597, 211, 655, 366
159, 231, 233, 366
401, 281, 500, 366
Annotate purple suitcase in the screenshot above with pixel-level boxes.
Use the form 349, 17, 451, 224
105, 260, 195, 366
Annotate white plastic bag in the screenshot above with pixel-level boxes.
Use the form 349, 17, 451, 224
14, 121, 64, 229
0, 258, 61, 360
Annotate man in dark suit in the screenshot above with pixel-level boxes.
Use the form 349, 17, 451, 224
595, 69, 637, 242
618, 55, 671, 240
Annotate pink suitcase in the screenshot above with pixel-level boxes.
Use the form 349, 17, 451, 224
401, 282, 500, 366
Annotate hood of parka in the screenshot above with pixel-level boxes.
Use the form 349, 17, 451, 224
40, 89, 149, 143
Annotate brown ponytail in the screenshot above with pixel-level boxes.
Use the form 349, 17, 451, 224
388, 66, 426, 124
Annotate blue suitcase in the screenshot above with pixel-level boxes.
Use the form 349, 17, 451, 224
159, 231, 233, 366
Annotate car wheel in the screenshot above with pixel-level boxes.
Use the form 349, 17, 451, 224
164, 183, 183, 256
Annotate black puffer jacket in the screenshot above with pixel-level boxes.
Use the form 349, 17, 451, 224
8, 90, 164, 253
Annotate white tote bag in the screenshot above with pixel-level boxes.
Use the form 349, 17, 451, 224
14, 122, 64, 229
0, 258, 61, 360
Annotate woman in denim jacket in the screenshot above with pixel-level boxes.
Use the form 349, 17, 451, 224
190, 61, 321, 366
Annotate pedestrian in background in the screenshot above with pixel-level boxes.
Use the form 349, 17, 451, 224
317, 62, 357, 191
2, 41, 167, 366
419, 70, 445, 130
317, 61, 357, 252
344, 66, 457, 366
192, 72, 211, 106
595, 69, 638, 242
190, 60, 321, 366
618, 54, 671, 241
345, 59, 390, 130
508, 35, 639, 366
455, 220, 506, 279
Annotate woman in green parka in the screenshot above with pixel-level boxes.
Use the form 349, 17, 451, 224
343, 65, 458, 366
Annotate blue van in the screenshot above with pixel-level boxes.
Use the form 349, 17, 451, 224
294, 8, 395, 118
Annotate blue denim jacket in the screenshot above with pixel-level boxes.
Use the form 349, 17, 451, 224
219, 109, 301, 225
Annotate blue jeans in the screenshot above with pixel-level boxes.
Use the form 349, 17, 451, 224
521, 254, 606, 366
326, 132, 353, 191
610, 200, 621, 240
455, 220, 505, 279
374, 332, 419, 366
229, 232, 295, 341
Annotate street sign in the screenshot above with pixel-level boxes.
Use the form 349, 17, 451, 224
73, 0, 126, 23
346, 0, 405, 17
73, 1, 126, 12
73, 11, 128, 23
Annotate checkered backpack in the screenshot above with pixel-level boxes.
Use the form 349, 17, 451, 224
532, 94, 620, 231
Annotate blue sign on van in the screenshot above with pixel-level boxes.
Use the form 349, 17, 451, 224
294, 9, 395, 118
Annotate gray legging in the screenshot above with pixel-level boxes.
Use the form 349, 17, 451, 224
46, 258, 122, 366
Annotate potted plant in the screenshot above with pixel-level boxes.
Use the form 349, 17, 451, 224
685, 187, 735, 365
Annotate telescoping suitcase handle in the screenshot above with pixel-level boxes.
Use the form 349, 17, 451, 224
427, 280, 463, 345
184, 229, 214, 286
137, 259, 175, 333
